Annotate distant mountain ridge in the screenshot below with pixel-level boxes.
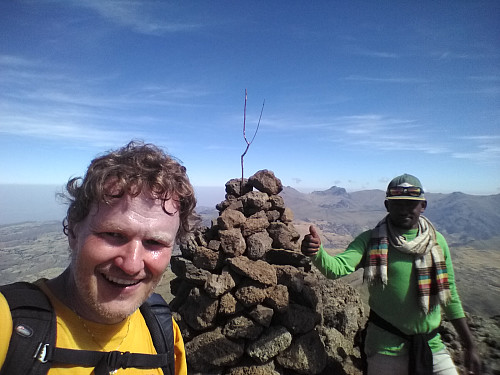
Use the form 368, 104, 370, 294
194, 184, 500, 319
1, 186, 498, 320
281, 186, 500, 248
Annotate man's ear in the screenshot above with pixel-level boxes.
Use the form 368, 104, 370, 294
384, 200, 389, 212
67, 225, 77, 250
420, 200, 427, 213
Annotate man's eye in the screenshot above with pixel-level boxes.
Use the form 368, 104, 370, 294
144, 239, 169, 249
145, 239, 161, 246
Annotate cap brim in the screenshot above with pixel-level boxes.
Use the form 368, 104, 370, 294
386, 196, 426, 201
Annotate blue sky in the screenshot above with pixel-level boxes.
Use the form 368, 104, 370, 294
1, 0, 499, 199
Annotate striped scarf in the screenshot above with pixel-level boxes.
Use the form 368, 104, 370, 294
364, 215, 451, 314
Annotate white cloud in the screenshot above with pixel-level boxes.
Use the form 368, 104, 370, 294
0, 55, 39, 67
452, 136, 500, 163
73, 0, 202, 35
430, 50, 489, 60
2, 64, 209, 117
468, 75, 500, 82
0, 117, 144, 146
343, 75, 428, 84
336, 114, 418, 135
350, 46, 399, 59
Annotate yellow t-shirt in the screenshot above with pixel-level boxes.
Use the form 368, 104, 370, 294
0, 282, 187, 375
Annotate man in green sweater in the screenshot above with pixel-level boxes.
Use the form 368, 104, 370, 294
301, 174, 481, 375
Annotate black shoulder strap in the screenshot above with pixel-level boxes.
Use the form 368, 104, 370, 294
140, 293, 176, 375
0, 282, 56, 375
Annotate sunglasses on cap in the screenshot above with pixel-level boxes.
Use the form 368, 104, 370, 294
388, 186, 423, 197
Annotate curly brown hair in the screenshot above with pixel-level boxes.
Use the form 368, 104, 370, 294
62, 141, 198, 243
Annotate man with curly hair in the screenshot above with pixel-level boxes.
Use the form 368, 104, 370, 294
0, 141, 198, 375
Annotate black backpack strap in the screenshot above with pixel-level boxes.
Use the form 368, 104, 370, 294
47, 348, 169, 375
0, 282, 56, 375
140, 293, 176, 375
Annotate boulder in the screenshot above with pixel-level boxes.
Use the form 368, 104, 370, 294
249, 170, 283, 195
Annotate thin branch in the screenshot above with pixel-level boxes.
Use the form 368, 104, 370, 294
250, 98, 265, 144
241, 89, 265, 188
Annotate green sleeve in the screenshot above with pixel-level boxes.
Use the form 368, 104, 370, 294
436, 232, 465, 320
311, 230, 371, 279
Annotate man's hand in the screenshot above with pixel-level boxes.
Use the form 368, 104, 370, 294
301, 225, 321, 257
464, 346, 482, 375
451, 317, 482, 375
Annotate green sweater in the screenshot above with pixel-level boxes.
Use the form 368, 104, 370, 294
312, 228, 465, 356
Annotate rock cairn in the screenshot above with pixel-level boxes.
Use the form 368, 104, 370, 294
169, 170, 366, 375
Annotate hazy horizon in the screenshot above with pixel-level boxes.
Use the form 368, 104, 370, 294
1, 183, 499, 226
0, 184, 225, 225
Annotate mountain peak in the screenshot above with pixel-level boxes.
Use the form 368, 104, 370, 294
312, 186, 347, 196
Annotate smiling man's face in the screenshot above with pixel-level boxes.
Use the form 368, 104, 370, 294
68, 191, 179, 324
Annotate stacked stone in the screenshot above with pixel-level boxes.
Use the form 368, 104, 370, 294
169, 170, 365, 375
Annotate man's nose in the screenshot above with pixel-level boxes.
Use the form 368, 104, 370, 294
115, 240, 144, 275
396, 201, 413, 210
